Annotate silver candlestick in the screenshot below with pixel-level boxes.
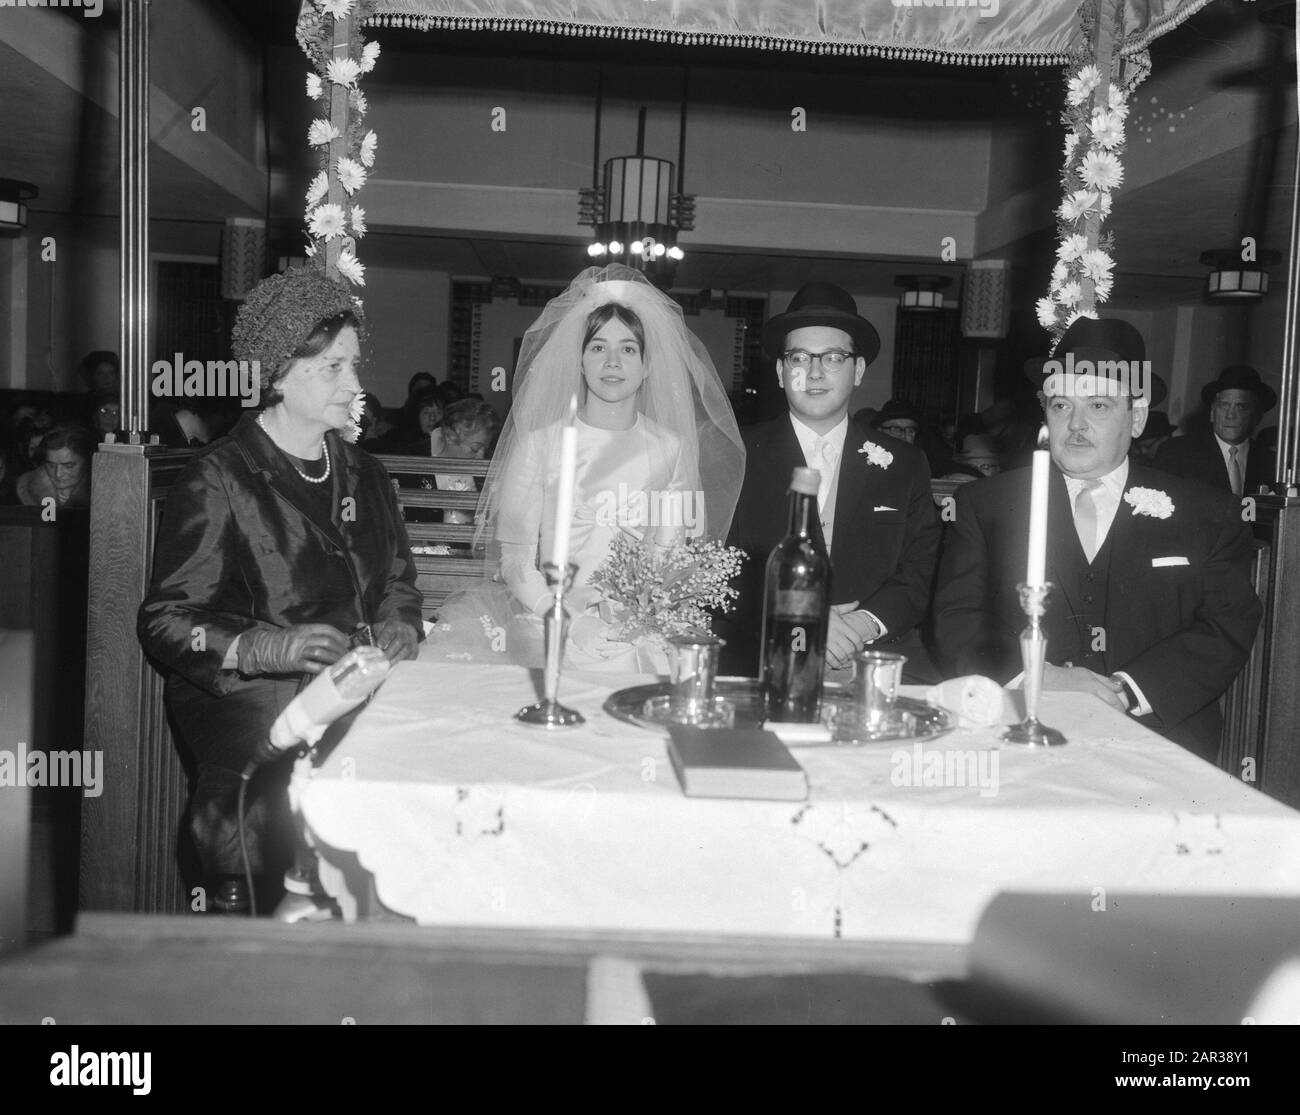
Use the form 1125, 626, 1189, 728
516, 561, 585, 728
1002, 582, 1066, 747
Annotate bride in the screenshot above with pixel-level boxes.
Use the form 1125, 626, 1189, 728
426, 264, 744, 672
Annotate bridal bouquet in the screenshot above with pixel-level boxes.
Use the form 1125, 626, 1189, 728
588, 530, 745, 644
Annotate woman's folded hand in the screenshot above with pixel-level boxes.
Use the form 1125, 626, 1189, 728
236, 624, 349, 676
373, 618, 420, 664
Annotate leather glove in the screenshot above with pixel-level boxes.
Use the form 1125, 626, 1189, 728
236, 624, 349, 677
373, 618, 420, 664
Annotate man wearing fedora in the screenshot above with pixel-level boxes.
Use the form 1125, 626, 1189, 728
718, 283, 940, 680
1154, 365, 1277, 496
933, 317, 1261, 762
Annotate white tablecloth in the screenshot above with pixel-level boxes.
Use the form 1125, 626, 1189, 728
295, 657, 1300, 943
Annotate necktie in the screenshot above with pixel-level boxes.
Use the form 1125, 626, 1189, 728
1074, 479, 1102, 563
1229, 446, 1243, 497
811, 437, 835, 505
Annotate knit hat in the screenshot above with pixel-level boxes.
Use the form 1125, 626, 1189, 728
231, 265, 365, 387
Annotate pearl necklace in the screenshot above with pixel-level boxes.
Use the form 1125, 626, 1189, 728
257, 413, 331, 484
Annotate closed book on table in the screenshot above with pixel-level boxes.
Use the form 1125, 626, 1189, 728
666, 726, 808, 802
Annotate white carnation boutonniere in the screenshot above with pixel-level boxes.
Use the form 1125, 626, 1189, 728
343, 390, 366, 444
1124, 486, 1174, 519
858, 441, 893, 470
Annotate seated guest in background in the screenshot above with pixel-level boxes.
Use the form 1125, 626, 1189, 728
870, 398, 921, 445
941, 432, 1001, 484
1130, 409, 1173, 464
394, 387, 444, 455
435, 379, 466, 410
1154, 365, 1277, 496
399, 398, 503, 525
396, 371, 437, 440
17, 424, 94, 509
933, 318, 1260, 762
720, 282, 940, 681
138, 265, 422, 914
78, 350, 120, 400
90, 397, 120, 442
357, 392, 400, 451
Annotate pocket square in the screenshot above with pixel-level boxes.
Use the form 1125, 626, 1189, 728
1152, 556, 1190, 567
873, 505, 897, 512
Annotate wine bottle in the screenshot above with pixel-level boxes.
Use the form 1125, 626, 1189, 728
760, 466, 831, 722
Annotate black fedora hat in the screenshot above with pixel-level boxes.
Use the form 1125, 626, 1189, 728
1026, 316, 1167, 406
1200, 365, 1277, 413
762, 282, 881, 365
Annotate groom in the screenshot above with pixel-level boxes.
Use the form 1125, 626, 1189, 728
718, 282, 940, 680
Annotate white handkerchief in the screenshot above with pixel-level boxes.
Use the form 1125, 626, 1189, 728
1151, 556, 1190, 567
874, 505, 897, 512
926, 675, 1012, 728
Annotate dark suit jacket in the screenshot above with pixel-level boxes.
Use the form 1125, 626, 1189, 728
933, 462, 1261, 759
718, 414, 939, 674
1153, 430, 1273, 495
138, 414, 422, 769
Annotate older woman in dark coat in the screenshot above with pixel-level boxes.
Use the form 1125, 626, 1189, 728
139, 265, 422, 913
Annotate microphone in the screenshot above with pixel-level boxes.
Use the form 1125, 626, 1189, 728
241, 646, 392, 778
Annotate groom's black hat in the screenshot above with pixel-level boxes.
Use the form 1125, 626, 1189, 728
762, 282, 881, 366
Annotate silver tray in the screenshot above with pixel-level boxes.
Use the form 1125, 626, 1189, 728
603, 676, 953, 745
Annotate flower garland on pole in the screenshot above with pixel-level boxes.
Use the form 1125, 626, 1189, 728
296, 0, 380, 288
1037, 0, 1137, 349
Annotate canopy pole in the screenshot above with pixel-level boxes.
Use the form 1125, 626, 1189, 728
1277, 14, 1300, 493
1079, 0, 1119, 315
324, 10, 355, 279
118, 0, 150, 440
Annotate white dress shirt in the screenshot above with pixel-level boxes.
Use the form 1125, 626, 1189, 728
1214, 432, 1249, 494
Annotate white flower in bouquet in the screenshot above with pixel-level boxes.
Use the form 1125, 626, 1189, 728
1063, 130, 1080, 160
1080, 150, 1123, 191
1067, 64, 1100, 106
1108, 85, 1130, 118
588, 531, 744, 644
1051, 260, 1069, 285
1036, 297, 1058, 329
1064, 308, 1098, 328
359, 130, 378, 168
361, 41, 381, 72
1056, 233, 1089, 262
350, 90, 368, 116
1089, 108, 1125, 150
326, 57, 362, 88
306, 170, 328, 206
859, 442, 894, 469
308, 118, 340, 147
343, 390, 365, 444
336, 247, 366, 287
337, 156, 367, 195
1124, 487, 1175, 519
350, 205, 367, 236
1098, 191, 1112, 217
1055, 281, 1082, 307
308, 202, 347, 241
306, 73, 323, 100
1093, 276, 1114, 303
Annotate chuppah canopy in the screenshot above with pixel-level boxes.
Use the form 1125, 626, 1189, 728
354, 0, 1215, 66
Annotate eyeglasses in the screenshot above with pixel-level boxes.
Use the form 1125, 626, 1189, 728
782, 349, 856, 371
879, 423, 918, 437
1213, 401, 1254, 415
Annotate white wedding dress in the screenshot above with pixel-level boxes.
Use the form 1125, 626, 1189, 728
425, 413, 690, 674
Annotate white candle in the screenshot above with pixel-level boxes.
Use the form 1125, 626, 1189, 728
1026, 426, 1050, 587
551, 394, 579, 573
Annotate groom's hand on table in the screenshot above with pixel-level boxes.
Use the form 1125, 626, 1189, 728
1040, 663, 1128, 713
374, 618, 420, 664
825, 600, 884, 670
